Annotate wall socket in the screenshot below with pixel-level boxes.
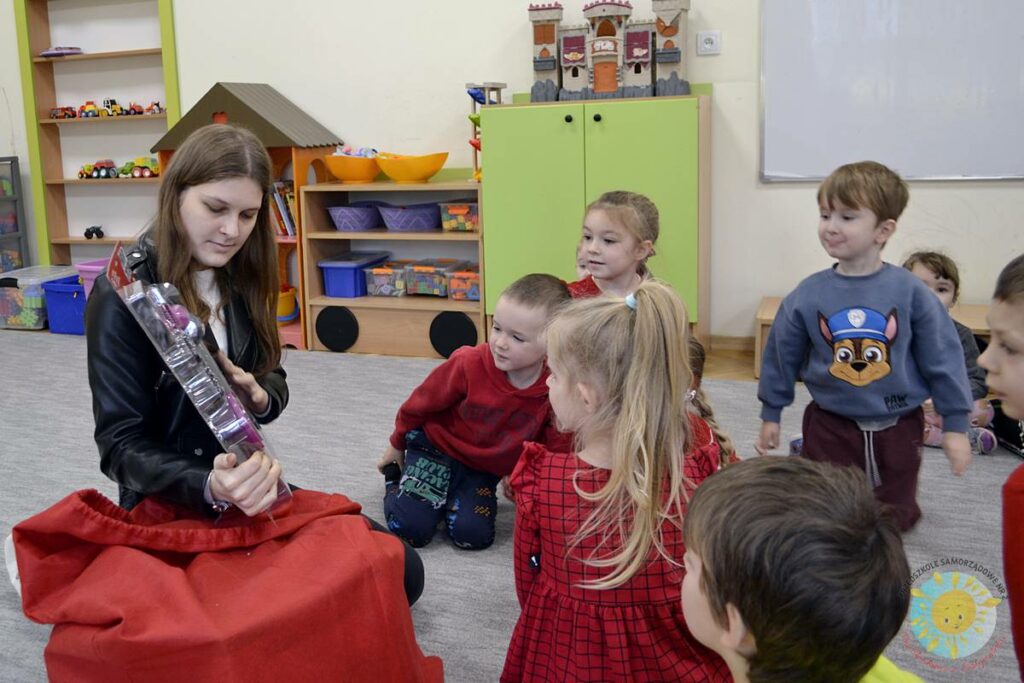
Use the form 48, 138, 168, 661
696, 30, 722, 56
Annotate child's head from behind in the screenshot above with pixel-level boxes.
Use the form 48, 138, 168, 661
545, 280, 693, 588
903, 251, 960, 309
681, 456, 909, 683
979, 254, 1024, 418
817, 161, 908, 264
581, 191, 658, 282
490, 274, 570, 376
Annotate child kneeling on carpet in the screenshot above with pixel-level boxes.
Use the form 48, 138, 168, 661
681, 456, 922, 683
502, 281, 729, 682
377, 273, 570, 549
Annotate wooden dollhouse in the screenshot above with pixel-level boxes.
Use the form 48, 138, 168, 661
528, 0, 690, 102
151, 82, 343, 349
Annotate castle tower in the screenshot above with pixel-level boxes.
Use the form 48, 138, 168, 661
582, 0, 633, 97
623, 19, 654, 97
528, 3, 564, 102
652, 0, 691, 96
559, 25, 590, 100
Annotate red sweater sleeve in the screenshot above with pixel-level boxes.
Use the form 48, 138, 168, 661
389, 352, 469, 450
510, 442, 547, 607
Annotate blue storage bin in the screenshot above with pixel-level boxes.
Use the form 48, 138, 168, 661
319, 251, 390, 297
41, 275, 86, 335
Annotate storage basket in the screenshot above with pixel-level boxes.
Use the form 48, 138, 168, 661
327, 201, 386, 232
379, 203, 441, 232
42, 276, 86, 335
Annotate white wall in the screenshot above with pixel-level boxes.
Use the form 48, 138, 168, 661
3, 0, 1022, 335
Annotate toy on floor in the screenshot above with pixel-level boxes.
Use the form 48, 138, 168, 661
103, 244, 291, 512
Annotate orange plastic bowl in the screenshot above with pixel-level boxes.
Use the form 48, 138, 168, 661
376, 152, 448, 184
323, 154, 381, 184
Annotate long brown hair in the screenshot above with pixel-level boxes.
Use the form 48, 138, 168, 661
687, 337, 736, 462
546, 280, 693, 589
152, 124, 280, 373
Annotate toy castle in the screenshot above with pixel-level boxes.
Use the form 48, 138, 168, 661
528, 0, 690, 102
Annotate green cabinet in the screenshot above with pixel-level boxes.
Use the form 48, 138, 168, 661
480, 96, 709, 338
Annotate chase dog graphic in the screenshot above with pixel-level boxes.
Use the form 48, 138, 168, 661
818, 307, 898, 387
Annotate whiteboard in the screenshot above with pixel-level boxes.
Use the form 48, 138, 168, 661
761, 0, 1024, 181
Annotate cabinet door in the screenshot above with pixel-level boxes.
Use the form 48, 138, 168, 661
583, 99, 701, 320
481, 103, 585, 313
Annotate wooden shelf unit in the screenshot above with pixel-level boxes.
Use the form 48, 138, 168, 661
14, 0, 180, 266
300, 172, 485, 356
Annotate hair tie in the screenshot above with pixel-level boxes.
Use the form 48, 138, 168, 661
624, 293, 637, 310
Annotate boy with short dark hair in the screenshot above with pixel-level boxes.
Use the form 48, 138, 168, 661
756, 160, 972, 530
377, 273, 570, 549
681, 456, 922, 683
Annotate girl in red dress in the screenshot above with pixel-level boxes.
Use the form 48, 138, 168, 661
567, 191, 660, 299
502, 281, 731, 682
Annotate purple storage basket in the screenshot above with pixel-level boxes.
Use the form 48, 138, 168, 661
379, 203, 441, 232
327, 201, 385, 232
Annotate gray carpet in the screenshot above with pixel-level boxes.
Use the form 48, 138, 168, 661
0, 329, 1019, 682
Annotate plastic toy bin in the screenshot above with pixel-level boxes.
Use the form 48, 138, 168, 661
365, 259, 414, 297
42, 276, 87, 335
448, 264, 480, 301
75, 258, 109, 298
440, 201, 479, 232
319, 251, 390, 298
404, 259, 469, 297
0, 265, 78, 329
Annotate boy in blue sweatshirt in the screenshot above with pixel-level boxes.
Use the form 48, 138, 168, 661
756, 161, 971, 530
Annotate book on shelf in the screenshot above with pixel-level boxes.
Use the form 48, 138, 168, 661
271, 182, 295, 236
274, 180, 298, 226
268, 193, 289, 236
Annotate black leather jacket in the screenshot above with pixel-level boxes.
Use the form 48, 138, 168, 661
85, 237, 288, 513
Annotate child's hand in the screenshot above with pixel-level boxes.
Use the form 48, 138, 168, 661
755, 421, 781, 456
941, 432, 972, 476
378, 445, 404, 473
215, 351, 269, 415
501, 475, 516, 503
209, 450, 283, 516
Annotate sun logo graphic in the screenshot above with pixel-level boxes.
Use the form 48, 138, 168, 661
909, 571, 1002, 660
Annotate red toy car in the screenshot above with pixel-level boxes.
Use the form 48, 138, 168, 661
125, 102, 145, 115
144, 101, 165, 115
89, 159, 118, 179
49, 106, 77, 119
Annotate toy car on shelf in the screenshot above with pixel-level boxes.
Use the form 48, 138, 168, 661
125, 102, 145, 115
80, 159, 117, 179
144, 101, 165, 115
48, 106, 77, 119
103, 98, 124, 116
118, 156, 160, 179
78, 100, 110, 118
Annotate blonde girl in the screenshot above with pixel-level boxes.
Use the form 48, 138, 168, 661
568, 190, 659, 299
502, 281, 729, 682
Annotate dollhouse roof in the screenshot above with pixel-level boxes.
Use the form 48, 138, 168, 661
152, 82, 342, 152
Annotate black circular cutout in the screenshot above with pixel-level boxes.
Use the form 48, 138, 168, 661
316, 306, 359, 352
429, 312, 478, 358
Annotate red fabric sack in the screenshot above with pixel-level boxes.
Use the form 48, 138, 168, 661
14, 489, 443, 682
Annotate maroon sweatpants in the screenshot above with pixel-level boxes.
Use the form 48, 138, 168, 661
801, 402, 925, 531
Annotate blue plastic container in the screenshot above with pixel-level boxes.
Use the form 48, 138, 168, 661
319, 251, 390, 297
41, 275, 86, 335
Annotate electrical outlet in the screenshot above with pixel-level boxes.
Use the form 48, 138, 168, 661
696, 30, 722, 56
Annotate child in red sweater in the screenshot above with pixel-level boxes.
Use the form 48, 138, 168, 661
377, 274, 570, 549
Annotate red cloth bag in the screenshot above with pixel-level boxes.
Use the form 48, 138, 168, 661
14, 489, 443, 682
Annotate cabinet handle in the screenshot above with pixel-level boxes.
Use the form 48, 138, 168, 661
593, 113, 602, 122
564, 114, 573, 123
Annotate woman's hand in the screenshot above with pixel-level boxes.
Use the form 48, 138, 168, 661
209, 450, 283, 516
216, 350, 269, 415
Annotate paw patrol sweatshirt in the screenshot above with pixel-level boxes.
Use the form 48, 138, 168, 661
758, 263, 971, 432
